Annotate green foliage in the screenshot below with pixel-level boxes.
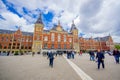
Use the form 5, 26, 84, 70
115, 45, 120, 50
20, 50, 23, 55
14, 51, 19, 55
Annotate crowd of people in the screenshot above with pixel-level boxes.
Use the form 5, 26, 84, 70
0, 49, 120, 69
46, 49, 120, 69
88, 49, 120, 69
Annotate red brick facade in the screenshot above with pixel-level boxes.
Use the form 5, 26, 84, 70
0, 14, 114, 54
0, 29, 33, 53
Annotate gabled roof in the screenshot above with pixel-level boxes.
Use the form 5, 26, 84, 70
0, 29, 33, 36
0, 29, 15, 34
94, 36, 110, 41
51, 24, 66, 32
22, 32, 33, 36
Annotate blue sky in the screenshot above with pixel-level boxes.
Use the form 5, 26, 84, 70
0, 0, 120, 43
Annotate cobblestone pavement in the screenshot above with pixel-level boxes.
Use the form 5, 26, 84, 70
0, 54, 120, 80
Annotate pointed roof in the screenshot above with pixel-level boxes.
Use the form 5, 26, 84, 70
70, 20, 77, 32
35, 13, 43, 24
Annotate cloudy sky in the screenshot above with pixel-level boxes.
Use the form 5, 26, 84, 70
0, 0, 120, 43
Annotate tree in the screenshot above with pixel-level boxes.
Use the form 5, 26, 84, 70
115, 45, 120, 50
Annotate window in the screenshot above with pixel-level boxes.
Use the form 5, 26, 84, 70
6, 37, 8, 41
64, 44, 67, 49
69, 38, 72, 42
17, 47, 19, 49
51, 33, 54, 42
37, 36, 39, 40
44, 36, 48, 41
12, 46, 15, 49
70, 44, 73, 49
29, 47, 31, 49
44, 43, 47, 49
22, 38, 24, 42
21, 46, 24, 49
58, 34, 61, 42
51, 43, 54, 49
26, 39, 28, 42
64, 35, 66, 42
25, 46, 27, 49
2, 37, 4, 41
58, 44, 61, 49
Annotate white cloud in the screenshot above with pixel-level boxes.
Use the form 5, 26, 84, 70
0, 0, 120, 43
0, 11, 34, 32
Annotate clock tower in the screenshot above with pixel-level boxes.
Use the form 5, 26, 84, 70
70, 20, 79, 53
32, 13, 44, 53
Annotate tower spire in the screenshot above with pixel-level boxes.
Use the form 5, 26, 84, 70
72, 20, 74, 24
58, 20, 60, 25
70, 20, 77, 32
35, 13, 43, 24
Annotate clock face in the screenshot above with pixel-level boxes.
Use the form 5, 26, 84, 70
57, 26, 62, 31
74, 31, 78, 35
36, 27, 41, 31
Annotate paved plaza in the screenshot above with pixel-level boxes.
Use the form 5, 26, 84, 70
0, 53, 120, 80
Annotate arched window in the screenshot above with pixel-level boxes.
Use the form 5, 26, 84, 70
58, 44, 61, 49
44, 36, 48, 41
64, 44, 67, 49
51, 43, 54, 49
69, 38, 72, 42
58, 34, 61, 42
64, 35, 66, 42
44, 43, 47, 49
51, 33, 54, 42
37, 36, 39, 40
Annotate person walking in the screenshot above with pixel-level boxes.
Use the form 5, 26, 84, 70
113, 49, 120, 64
96, 49, 105, 69
89, 50, 95, 61
71, 51, 75, 59
79, 50, 83, 55
47, 51, 55, 68
32, 52, 35, 57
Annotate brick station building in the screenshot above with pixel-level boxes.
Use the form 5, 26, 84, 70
0, 14, 114, 54
0, 29, 33, 54
79, 36, 114, 51
32, 14, 79, 53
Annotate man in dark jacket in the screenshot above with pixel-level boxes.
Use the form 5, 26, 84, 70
47, 51, 54, 68
113, 49, 120, 64
96, 49, 105, 69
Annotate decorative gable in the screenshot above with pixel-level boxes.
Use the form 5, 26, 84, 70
56, 26, 62, 31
